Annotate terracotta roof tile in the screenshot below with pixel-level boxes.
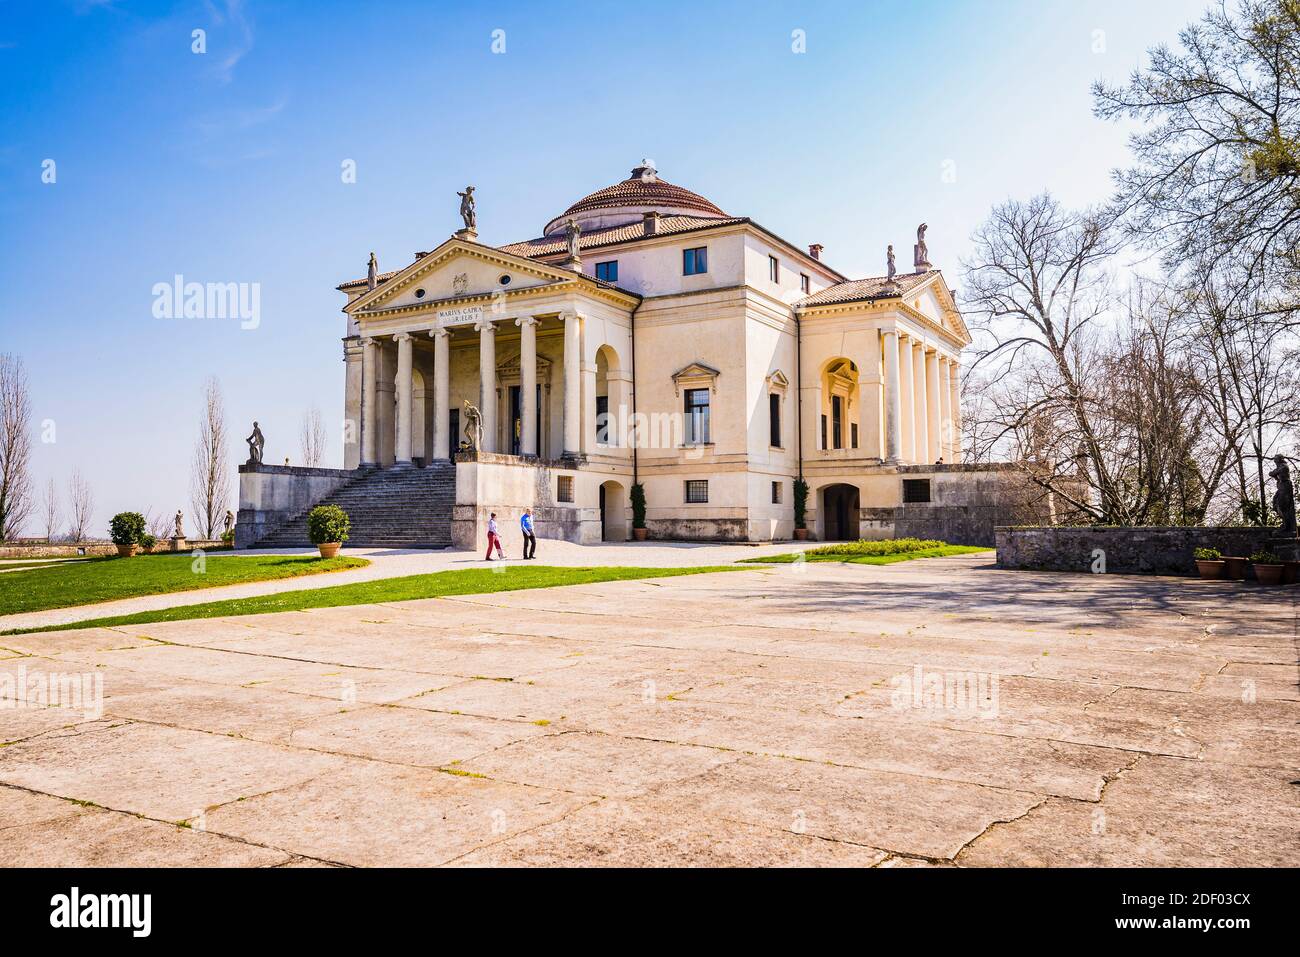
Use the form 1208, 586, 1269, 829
556, 175, 727, 222
796, 271, 933, 307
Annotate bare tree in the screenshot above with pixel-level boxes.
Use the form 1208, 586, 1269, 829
962, 193, 1130, 522
0, 353, 33, 541
66, 469, 93, 542
42, 477, 59, 543
190, 377, 230, 540
145, 506, 172, 543
299, 405, 327, 468
1094, 0, 1300, 311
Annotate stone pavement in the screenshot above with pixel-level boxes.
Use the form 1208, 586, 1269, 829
0, 540, 797, 633
0, 554, 1295, 867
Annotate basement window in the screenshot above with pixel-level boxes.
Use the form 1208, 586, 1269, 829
557, 475, 574, 503
685, 479, 709, 504
771, 481, 782, 504
902, 479, 932, 504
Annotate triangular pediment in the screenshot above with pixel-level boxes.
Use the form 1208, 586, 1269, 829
345, 239, 587, 315
908, 273, 971, 344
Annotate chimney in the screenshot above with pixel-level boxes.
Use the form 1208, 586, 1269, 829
643, 211, 661, 236
808, 244, 823, 261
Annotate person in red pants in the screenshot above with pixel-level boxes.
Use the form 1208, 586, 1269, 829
484, 512, 506, 561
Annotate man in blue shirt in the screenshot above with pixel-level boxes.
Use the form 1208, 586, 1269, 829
520, 508, 536, 560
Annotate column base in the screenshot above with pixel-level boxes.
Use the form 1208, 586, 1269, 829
391, 460, 415, 470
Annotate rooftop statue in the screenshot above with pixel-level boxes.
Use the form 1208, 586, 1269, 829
565, 218, 581, 260
915, 223, 929, 266
887, 244, 897, 280
457, 186, 477, 231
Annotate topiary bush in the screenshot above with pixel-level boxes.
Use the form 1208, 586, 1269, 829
793, 479, 809, 529
630, 483, 647, 529
307, 504, 350, 545
109, 511, 146, 547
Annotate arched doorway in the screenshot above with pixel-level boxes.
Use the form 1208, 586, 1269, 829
599, 480, 628, 542
821, 484, 860, 541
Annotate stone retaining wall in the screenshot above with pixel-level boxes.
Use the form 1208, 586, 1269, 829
0, 540, 228, 559
995, 526, 1280, 576
236, 464, 357, 548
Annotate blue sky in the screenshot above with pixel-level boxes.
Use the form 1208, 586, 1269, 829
0, 0, 1208, 537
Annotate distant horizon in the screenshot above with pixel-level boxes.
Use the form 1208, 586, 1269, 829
0, 0, 1209, 538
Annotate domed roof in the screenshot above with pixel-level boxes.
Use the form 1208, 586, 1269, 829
544, 162, 728, 235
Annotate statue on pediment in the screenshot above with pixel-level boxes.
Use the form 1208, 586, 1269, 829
457, 186, 477, 230
565, 218, 581, 261
886, 245, 896, 280
915, 223, 930, 268
462, 400, 483, 452
367, 252, 378, 292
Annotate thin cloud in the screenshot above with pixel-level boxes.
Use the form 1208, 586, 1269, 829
204, 0, 254, 84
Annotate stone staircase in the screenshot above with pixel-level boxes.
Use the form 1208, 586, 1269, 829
253, 462, 456, 549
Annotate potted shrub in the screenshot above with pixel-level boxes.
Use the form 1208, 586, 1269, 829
307, 504, 350, 558
109, 511, 146, 557
630, 483, 648, 541
793, 479, 809, 540
1249, 550, 1284, 586
1192, 547, 1225, 579
1221, 553, 1249, 580
139, 533, 157, 553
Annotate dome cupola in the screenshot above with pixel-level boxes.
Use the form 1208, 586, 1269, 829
543, 161, 728, 235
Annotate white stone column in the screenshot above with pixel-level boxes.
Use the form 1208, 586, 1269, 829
516, 315, 539, 456
432, 328, 450, 459
912, 340, 927, 464
938, 358, 953, 462
563, 311, 581, 457
948, 359, 963, 463
360, 336, 378, 467
925, 349, 942, 463
898, 334, 915, 463
393, 333, 414, 465
476, 319, 497, 453
881, 329, 902, 464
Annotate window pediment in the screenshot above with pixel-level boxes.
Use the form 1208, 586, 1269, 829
671, 361, 721, 396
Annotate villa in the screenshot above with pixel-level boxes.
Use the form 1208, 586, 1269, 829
237, 162, 1049, 549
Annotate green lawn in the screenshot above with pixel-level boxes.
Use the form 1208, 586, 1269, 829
2, 564, 750, 634
0, 553, 370, 616
740, 545, 992, 565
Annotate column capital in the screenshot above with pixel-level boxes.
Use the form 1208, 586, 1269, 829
515, 314, 540, 328
392, 331, 412, 343
474, 317, 496, 334
360, 336, 377, 347
561, 310, 579, 324
430, 326, 450, 339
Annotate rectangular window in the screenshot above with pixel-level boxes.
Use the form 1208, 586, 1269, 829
902, 478, 932, 504
851, 422, 859, 449
557, 475, 574, 503
684, 388, 711, 444
800, 273, 810, 294
595, 395, 609, 445
768, 255, 779, 283
771, 481, 782, 504
820, 414, 827, 450
832, 395, 844, 450
769, 392, 781, 448
685, 479, 709, 504
595, 260, 618, 282
683, 247, 708, 275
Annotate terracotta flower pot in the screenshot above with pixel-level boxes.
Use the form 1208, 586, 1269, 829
1284, 560, 1300, 585
632, 527, 648, 542
1221, 556, 1248, 580
1253, 563, 1284, 586
1194, 559, 1225, 579
794, 528, 809, 541
115, 543, 138, 558
317, 542, 341, 559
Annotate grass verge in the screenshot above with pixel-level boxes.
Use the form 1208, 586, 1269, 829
2, 564, 750, 634
740, 545, 992, 565
0, 553, 370, 616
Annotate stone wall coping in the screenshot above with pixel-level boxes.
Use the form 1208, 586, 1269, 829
996, 525, 1277, 533
238, 463, 356, 478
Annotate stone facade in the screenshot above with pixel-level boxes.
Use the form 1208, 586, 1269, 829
995, 526, 1280, 576
235, 163, 1047, 549
235, 464, 356, 549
